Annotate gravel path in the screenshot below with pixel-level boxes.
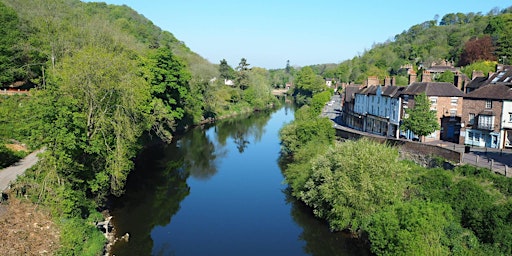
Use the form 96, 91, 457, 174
0, 149, 42, 192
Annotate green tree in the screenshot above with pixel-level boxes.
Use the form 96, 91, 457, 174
219, 58, 234, 80
485, 13, 512, 64
144, 47, 192, 136
367, 200, 461, 256
292, 139, 408, 232
402, 92, 439, 141
235, 58, 250, 90
436, 70, 455, 83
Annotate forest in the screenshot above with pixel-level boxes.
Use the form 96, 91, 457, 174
0, 0, 511, 254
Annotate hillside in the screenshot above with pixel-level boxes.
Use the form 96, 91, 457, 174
300, 7, 512, 85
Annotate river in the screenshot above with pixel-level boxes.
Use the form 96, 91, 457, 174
109, 104, 370, 256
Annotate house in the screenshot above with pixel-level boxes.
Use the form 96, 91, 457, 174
460, 65, 512, 148
341, 85, 364, 131
464, 64, 512, 93
400, 82, 464, 142
352, 84, 403, 138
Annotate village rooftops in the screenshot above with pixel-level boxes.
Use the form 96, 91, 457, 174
343, 85, 362, 103
465, 84, 512, 100
401, 82, 464, 97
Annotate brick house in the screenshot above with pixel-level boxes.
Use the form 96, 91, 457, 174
460, 65, 512, 148
400, 82, 464, 142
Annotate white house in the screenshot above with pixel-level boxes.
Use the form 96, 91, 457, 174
354, 85, 403, 138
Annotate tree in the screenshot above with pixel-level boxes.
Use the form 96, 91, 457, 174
458, 35, 496, 66
402, 92, 439, 141
485, 13, 512, 64
235, 58, 250, 90
145, 47, 192, 136
219, 58, 234, 80
436, 70, 455, 83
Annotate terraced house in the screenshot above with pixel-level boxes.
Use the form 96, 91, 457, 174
461, 65, 512, 149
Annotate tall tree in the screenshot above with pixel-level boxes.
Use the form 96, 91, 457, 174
235, 58, 250, 90
219, 58, 234, 80
402, 92, 440, 141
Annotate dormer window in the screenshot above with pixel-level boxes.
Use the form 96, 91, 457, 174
485, 100, 492, 109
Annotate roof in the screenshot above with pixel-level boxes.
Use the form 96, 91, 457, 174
343, 85, 361, 103
465, 84, 512, 100
466, 65, 512, 91
402, 82, 464, 97
382, 86, 404, 98
489, 67, 512, 85
465, 76, 489, 90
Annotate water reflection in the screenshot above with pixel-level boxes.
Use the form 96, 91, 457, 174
109, 142, 190, 256
285, 190, 371, 256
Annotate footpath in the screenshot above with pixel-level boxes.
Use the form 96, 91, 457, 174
323, 94, 512, 176
0, 149, 42, 192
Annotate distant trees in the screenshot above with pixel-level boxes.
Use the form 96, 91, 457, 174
293, 66, 328, 105
402, 93, 439, 141
485, 13, 512, 64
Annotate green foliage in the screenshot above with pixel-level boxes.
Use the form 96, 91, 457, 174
402, 92, 439, 139
293, 66, 328, 105
436, 70, 455, 83
219, 58, 235, 80
367, 200, 456, 256
235, 58, 251, 90
57, 217, 106, 256
284, 139, 408, 232
310, 91, 332, 115
485, 13, 512, 64
0, 144, 23, 168
279, 105, 335, 155
461, 60, 497, 78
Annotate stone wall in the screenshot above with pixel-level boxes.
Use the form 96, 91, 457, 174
335, 127, 462, 164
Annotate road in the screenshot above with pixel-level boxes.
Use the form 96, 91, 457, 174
0, 150, 42, 192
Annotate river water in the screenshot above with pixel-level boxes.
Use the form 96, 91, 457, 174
109, 104, 370, 256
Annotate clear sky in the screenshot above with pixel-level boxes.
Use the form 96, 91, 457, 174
83, 0, 508, 69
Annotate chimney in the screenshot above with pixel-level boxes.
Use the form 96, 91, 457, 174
454, 72, 463, 90
422, 70, 432, 82
409, 70, 417, 85
391, 76, 396, 86
367, 76, 379, 86
384, 77, 391, 86
472, 70, 484, 79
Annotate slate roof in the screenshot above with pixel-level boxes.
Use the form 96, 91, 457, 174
401, 82, 464, 97
465, 76, 489, 90
465, 65, 512, 91
382, 86, 404, 98
343, 85, 361, 103
465, 84, 512, 100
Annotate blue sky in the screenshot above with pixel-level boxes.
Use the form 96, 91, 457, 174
84, 0, 508, 69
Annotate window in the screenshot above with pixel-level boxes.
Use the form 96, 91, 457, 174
451, 97, 458, 105
468, 131, 474, 141
430, 97, 438, 105
509, 113, 512, 123
485, 100, 492, 109
469, 113, 475, 125
478, 115, 494, 130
